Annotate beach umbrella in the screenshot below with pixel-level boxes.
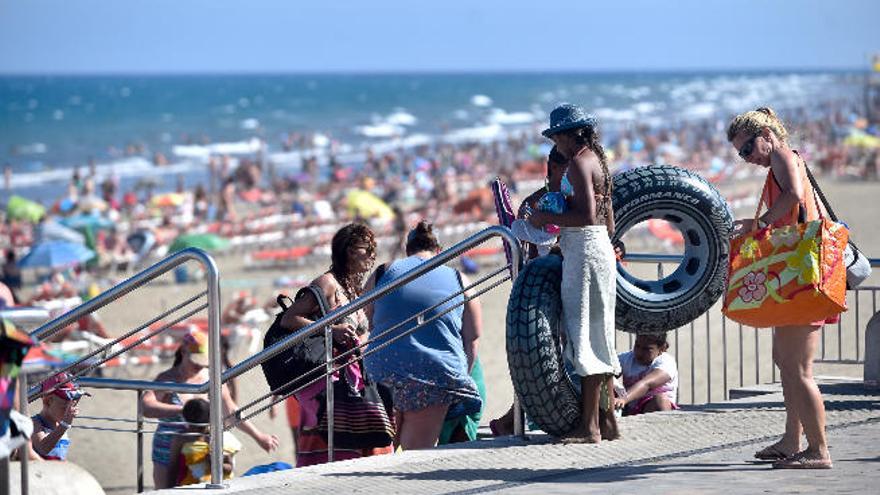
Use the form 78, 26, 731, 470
18, 241, 95, 269
5, 196, 45, 223
346, 189, 394, 220
36, 219, 85, 245
151, 192, 185, 208
60, 213, 114, 231
168, 233, 230, 253
843, 132, 880, 149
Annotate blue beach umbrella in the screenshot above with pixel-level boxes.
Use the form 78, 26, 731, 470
37, 220, 86, 245
60, 213, 114, 231
18, 241, 95, 269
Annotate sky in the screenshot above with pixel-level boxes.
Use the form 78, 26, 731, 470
1, 0, 878, 74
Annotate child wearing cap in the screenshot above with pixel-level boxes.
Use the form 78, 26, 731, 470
142, 330, 278, 489
167, 398, 242, 487
30, 372, 90, 460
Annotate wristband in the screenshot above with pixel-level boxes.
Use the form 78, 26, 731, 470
58, 421, 71, 430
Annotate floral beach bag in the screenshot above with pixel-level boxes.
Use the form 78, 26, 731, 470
723, 174, 848, 328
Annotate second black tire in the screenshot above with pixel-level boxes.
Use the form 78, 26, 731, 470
612, 165, 733, 333
505, 254, 580, 437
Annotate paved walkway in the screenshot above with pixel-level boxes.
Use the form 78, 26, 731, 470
154, 379, 879, 495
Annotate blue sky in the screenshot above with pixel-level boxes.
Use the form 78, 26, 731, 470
1, 0, 878, 74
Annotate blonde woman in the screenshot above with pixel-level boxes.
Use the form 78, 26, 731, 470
728, 107, 836, 469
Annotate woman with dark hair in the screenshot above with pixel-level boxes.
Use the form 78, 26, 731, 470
142, 331, 278, 489
278, 222, 391, 466
364, 221, 483, 449
528, 103, 620, 443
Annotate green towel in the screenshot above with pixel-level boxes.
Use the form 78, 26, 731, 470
438, 357, 485, 445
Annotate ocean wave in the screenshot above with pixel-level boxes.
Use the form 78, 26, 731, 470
444, 124, 503, 144
172, 138, 263, 158
355, 122, 405, 138
486, 108, 539, 126
470, 94, 493, 107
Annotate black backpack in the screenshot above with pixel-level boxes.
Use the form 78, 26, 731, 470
260, 285, 331, 397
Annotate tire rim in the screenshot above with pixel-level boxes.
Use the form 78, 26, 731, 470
615, 204, 714, 308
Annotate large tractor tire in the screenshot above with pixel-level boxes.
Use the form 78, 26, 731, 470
612, 165, 733, 333
505, 165, 732, 435
505, 255, 580, 436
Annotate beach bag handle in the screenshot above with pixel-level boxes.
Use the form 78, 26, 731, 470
803, 163, 872, 288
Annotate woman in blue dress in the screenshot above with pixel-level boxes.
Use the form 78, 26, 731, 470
364, 221, 483, 450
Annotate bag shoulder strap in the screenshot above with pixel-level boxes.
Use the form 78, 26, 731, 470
294, 284, 332, 317
752, 172, 772, 228
803, 160, 864, 252
802, 159, 838, 222
276, 293, 294, 311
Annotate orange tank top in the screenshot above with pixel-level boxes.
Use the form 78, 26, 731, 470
760, 151, 828, 228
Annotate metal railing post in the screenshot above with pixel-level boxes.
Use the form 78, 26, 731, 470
1, 456, 8, 495
722, 317, 728, 400
325, 324, 334, 462
689, 322, 695, 404
755, 327, 760, 384
18, 372, 29, 495
503, 234, 525, 438
205, 255, 224, 489
136, 390, 144, 493
706, 312, 711, 403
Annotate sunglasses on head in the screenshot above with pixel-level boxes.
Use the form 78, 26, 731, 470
738, 134, 760, 160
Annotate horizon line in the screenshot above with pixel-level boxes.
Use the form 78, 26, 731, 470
0, 66, 869, 77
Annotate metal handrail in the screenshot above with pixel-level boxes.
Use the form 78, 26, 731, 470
25, 247, 225, 488
18, 226, 522, 490
221, 225, 522, 386
54, 226, 521, 395
229, 264, 513, 426
623, 252, 880, 267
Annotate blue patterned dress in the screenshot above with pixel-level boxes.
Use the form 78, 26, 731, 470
365, 256, 481, 419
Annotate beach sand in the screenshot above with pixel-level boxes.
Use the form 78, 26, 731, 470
20, 179, 878, 494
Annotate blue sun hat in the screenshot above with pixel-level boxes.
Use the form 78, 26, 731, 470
542, 103, 597, 138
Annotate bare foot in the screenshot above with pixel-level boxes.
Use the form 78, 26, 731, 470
599, 410, 621, 441
561, 426, 601, 444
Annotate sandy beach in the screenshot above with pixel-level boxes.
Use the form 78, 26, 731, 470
12, 176, 875, 494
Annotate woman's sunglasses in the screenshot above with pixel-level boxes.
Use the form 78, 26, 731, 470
738, 134, 760, 160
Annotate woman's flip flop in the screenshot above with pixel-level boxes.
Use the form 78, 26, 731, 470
753, 443, 791, 461
772, 451, 833, 469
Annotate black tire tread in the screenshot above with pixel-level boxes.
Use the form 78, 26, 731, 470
505, 255, 579, 437
612, 164, 732, 333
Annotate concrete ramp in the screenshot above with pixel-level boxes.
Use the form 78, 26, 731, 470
154, 379, 879, 495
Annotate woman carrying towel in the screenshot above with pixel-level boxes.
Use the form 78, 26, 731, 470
528, 104, 620, 443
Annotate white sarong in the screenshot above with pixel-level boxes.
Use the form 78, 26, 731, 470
559, 226, 620, 376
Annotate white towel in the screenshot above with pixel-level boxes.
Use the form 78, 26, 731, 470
559, 226, 621, 376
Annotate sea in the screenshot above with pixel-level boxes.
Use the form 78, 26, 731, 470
0, 71, 867, 202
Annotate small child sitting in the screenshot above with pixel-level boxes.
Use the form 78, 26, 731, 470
615, 333, 679, 415
168, 398, 242, 487
31, 373, 90, 460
